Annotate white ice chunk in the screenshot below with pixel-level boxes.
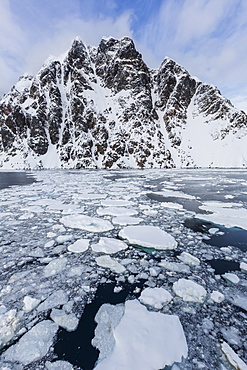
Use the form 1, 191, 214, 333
50, 309, 79, 331
92, 303, 125, 361
143, 209, 158, 216
221, 327, 241, 347
46, 360, 74, 370
44, 240, 55, 248
225, 289, 247, 311
208, 228, 219, 235
44, 257, 67, 277
160, 202, 183, 210
240, 262, 247, 273
67, 265, 85, 277
95, 255, 126, 273
221, 341, 247, 370
56, 234, 74, 243
97, 207, 138, 216
19, 212, 34, 220
47, 232, 57, 238
210, 291, 225, 303
75, 193, 106, 200
119, 225, 177, 250
68, 239, 90, 253
173, 279, 207, 303
60, 214, 113, 232
199, 202, 247, 229
23, 296, 40, 312
112, 216, 143, 225
91, 237, 128, 254
159, 260, 190, 273
101, 199, 134, 207
0, 309, 19, 348
222, 273, 240, 284
139, 287, 173, 309
3, 320, 58, 365
37, 290, 68, 312
177, 252, 200, 266
94, 300, 187, 370
52, 224, 66, 232
152, 189, 195, 199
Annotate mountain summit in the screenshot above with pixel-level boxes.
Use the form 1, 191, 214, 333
0, 36, 247, 169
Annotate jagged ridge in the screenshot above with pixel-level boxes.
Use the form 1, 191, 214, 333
0, 36, 247, 169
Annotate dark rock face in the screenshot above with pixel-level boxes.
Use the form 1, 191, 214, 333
0, 36, 246, 169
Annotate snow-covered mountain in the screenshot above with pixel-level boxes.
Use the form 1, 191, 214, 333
0, 36, 247, 169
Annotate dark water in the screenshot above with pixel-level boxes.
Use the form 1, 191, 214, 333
0, 171, 36, 189
206, 259, 240, 275
184, 218, 247, 252
54, 281, 145, 370
147, 192, 208, 214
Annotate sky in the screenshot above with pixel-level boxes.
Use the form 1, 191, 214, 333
1, 0, 247, 111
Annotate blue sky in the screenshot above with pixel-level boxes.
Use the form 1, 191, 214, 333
1, 0, 247, 110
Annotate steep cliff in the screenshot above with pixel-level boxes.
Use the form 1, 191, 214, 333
0, 36, 246, 169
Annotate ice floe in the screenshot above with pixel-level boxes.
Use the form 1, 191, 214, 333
23, 296, 40, 312
50, 308, 79, 331
95, 255, 126, 273
159, 260, 190, 273
139, 287, 173, 309
97, 206, 138, 216
240, 261, 247, 273
1, 169, 247, 369
45, 360, 74, 370
0, 309, 19, 348
91, 237, 128, 254
221, 341, 247, 370
161, 202, 184, 209
101, 199, 134, 207
225, 288, 247, 311
210, 291, 225, 303
37, 290, 68, 312
119, 225, 177, 250
68, 239, 90, 253
3, 320, 58, 365
152, 189, 195, 199
44, 257, 68, 277
56, 234, 74, 244
177, 252, 200, 266
60, 214, 114, 232
93, 299, 188, 369
222, 273, 240, 284
92, 303, 125, 362
199, 201, 247, 229
112, 215, 143, 225
221, 326, 241, 347
173, 279, 207, 303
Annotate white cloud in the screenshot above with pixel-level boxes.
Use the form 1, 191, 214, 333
0, 0, 29, 95
137, 0, 247, 109
1, 0, 247, 112
24, 11, 133, 72
0, 0, 133, 96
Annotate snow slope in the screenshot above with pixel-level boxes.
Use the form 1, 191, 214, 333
0, 37, 246, 169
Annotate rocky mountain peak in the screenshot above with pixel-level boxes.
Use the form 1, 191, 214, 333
0, 36, 246, 169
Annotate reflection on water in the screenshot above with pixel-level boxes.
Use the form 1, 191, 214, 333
0, 172, 36, 189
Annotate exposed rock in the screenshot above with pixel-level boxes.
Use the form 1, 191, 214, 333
0, 36, 246, 169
